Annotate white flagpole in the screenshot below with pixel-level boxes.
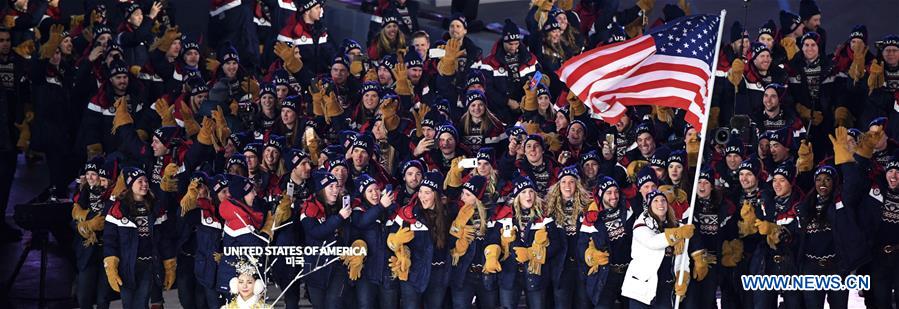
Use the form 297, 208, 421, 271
674, 9, 727, 308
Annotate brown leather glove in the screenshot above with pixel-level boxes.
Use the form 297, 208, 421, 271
868, 60, 885, 94
104, 256, 123, 292
155, 98, 176, 126
111, 97, 133, 134
781, 37, 798, 60
153, 26, 181, 52
727, 58, 745, 89
241, 77, 260, 102
437, 38, 462, 76
163, 258, 177, 290
393, 52, 413, 96
848, 45, 867, 83
796, 141, 813, 172
206, 57, 220, 73
275, 42, 303, 74
180, 179, 201, 216
160, 163, 180, 192
13, 40, 35, 58
828, 127, 854, 164
179, 101, 200, 137
197, 117, 215, 146
39, 24, 65, 59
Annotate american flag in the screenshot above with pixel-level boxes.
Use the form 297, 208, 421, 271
558, 14, 721, 131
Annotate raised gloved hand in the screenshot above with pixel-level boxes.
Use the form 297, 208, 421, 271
13, 40, 34, 59
275, 42, 303, 74
568, 91, 587, 119
626, 160, 649, 183
483, 244, 503, 274
350, 56, 364, 76
848, 45, 867, 83
155, 98, 176, 126
796, 141, 813, 172
444, 157, 466, 188
160, 163, 180, 192
39, 24, 65, 60
584, 239, 610, 275
178, 100, 200, 136
781, 37, 798, 60
180, 179, 201, 216
834, 106, 855, 128
211, 106, 231, 148
153, 26, 181, 52
111, 97, 133, 134
197, 116, 216, 146
393, 51, 413, 95
868, 60, 885, 94
856, 126, 884, 159
828, 126, 854, 164
636, 0, 655, 11
206, 57, 220, 73
241, 77, 260, 102
653, 105, 673, 126
727, 58, 745, 89
437, 38, 462, 76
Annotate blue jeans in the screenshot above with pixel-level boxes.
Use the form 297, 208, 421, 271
683, 265, 718, 309
800, 259, 848, 309
554, 260, 590, 309
307, 270, 348, 309
281, 280, 303, 309
451, 271, 498, 309
356, 280, 398, 309
594, 271, 626, 309
177, 254, 211, 309
752, 254, 800, 309
202, 286, 222, 309
871, 252, 899, 309
500, 287, 545, 309
76, 257, 112, 309
120, 260, 154, 309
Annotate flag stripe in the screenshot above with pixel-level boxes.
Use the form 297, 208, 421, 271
565, 37, 656, 99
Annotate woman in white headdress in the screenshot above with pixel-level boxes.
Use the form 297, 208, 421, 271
222, 259, 271, 309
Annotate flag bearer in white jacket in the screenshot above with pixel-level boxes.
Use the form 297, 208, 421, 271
621, 190, 695, 309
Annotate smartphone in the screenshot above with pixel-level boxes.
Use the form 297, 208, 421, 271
342, 195, 351, 209
530, 71, 543, 90
429, 48, 446, 58
458, 158, 478, 169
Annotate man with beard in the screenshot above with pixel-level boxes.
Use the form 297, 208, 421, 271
753, 83, 804, 135
579, 176, 636, 308
479, 19, 538, 124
